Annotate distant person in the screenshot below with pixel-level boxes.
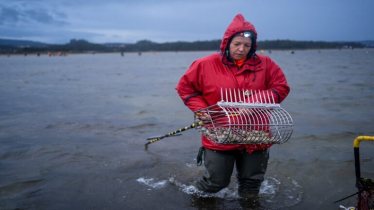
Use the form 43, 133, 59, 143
175, 14, 290, 198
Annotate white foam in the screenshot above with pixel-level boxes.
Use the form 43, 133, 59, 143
136, 178, 167, 189
137, 176, 303, 207
339, 205, 356, 210
260, 177, 281, 195
168, 176, 239, 199
186, 163, 194, 167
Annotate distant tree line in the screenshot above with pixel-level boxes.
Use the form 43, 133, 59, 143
258, 40, 364, 50
123, 40, 222, 52
0, 38, 367, 54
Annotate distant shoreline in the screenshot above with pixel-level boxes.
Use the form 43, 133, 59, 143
1, 48, 371, 57
0, 38, 370, 55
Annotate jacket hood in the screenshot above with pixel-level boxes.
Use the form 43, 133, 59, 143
220, 14, 258, 58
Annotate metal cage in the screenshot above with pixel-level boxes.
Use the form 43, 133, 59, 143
194, 89, 293, 144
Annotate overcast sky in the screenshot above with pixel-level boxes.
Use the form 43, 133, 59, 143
1, 0, 373, 44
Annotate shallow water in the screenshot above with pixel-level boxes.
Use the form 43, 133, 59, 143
0, 49, 373, 210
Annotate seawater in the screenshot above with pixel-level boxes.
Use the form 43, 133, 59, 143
0, 49, 373, 210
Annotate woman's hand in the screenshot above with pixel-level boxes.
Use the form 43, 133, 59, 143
196, 112, 211, 121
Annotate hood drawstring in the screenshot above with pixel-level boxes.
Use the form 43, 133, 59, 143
196, 146, 205, 166
252, 56, 257, 82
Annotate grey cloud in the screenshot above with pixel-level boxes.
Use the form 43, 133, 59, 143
0, 4, 68, 26
23, 8, 68, 25
0, 5, 20, 24
55, 11, 67, 19
0, 23, 104, 44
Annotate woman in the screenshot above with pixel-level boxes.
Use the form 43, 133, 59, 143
175, 14, 290, 197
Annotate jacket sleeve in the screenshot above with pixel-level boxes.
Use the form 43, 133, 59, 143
265, 57, 290, 103
175, 60, 209, 112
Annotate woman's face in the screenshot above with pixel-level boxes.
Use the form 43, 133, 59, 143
229, 36, 252, 60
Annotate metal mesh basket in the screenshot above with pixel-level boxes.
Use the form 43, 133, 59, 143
356, 178, 374, 210
194, 89, 293, 144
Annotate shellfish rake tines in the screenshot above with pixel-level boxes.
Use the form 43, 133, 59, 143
220, 88, 276, 104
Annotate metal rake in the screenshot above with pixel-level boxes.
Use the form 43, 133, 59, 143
145, 88, 293, 150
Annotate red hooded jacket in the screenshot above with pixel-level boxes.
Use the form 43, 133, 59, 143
175, 14, 290, 153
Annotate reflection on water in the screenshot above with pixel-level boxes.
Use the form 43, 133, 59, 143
0, 49, 374, 209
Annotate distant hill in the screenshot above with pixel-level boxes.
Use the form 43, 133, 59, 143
103, 42, 133, 46
0, 38, 372, 54
0, 38, 50, 47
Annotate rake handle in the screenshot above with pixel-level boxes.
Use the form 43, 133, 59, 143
144, 121, 203, 150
